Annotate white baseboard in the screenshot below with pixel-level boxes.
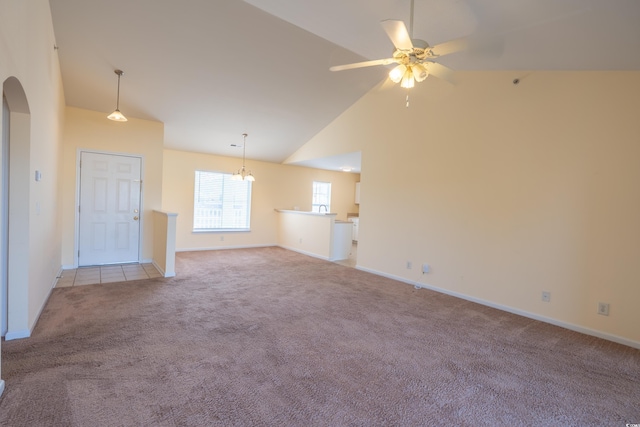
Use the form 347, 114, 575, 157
276, 245, 330, 261
151, 260, 176, 278
151, 260, 166, 277
5, 268, 60, 342
357, 265, 640, 350
5, 328, 30, 340
177, 244, 276, 252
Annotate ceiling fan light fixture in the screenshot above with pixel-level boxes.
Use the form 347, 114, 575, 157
389, 64, 407, 83
412, 63, 429, 82
107, 69, 128, 122
400, 69, 415, 89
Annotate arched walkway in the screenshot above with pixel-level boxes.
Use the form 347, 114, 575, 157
2, 76, 31, 340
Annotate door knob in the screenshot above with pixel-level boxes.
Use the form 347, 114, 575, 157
133, 216, 139, 221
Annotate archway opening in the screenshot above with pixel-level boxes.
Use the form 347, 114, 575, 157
2, 76, 31, 340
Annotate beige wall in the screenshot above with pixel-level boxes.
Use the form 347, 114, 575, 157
300, 71, 640, 347
0, 0, 66, 382
61, 107, 164, 266
152, 211, 177, 277
276, 211, 334, 260
162, 149, 360, 251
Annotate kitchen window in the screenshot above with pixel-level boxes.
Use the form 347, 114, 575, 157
193, 170, 252, 231
311, 181, 331, 213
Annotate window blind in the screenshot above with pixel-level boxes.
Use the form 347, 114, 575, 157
193, 170, 252, 231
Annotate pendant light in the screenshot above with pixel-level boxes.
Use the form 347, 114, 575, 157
107, 69, 128, 122
231, 133, 255, 181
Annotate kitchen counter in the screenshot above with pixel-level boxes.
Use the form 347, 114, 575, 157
275, 209, 337, 217
274, 209, 351, 261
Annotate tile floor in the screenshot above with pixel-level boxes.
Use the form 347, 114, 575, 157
55, 263, 162, 288
335, 242, 358, 268
57, 244, 353, 288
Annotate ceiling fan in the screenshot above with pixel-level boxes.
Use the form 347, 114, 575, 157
330, 0, 468, 89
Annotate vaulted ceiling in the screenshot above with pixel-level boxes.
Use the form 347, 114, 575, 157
49, 0, 640, 172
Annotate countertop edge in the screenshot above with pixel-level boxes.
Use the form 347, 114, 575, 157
275, 209, 337, 217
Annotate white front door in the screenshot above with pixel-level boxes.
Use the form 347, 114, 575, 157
78, 152, 142, 266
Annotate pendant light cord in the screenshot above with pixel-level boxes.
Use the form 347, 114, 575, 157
116, 73, 121, 110
242, 133, 247, 169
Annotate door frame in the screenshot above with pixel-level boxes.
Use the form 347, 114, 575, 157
1, 95, 9, 337
74, 149, 145, 268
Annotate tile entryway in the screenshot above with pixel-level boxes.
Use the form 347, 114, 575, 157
334, 243, 357, 268
55, 263, 162, 287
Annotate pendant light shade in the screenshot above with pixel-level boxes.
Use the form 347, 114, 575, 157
231, 133, 255, 181
389, 63, 426, 88
107, 109, 127, 122
400, 71, 415, 89
412, 63, 429, 82
389, 64, 407, 83
107, 69, 128, 122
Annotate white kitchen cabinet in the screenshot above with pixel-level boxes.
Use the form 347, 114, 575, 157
355, 182, 361, 205
350, 217, 359, 242
332, 221, 352, 261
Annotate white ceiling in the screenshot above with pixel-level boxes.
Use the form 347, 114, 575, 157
49, 0, 640, 172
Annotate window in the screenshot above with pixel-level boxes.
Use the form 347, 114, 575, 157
311, 181, 331, 213
193, 170, 252, 231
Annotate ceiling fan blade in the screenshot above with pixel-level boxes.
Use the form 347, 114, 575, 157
431, 35, 504, 59
430, 37, 470, 57
330, 58, 396, 72
381, 19, 413, 50
425, 62, 455, 83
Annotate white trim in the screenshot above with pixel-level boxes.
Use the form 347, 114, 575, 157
55, 266, 63, 281
152, 260, 171, 277
5, 328, 30, 340
152, 261, 164, 276
5, 267, 59, 341
1, 95, 9, 338
176, 244, 276, 253
276, 245, 330, 261
0, 379, 5, 397
357, 265, 640, 350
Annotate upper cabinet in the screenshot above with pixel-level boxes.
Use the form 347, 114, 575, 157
355, 182, 361, 205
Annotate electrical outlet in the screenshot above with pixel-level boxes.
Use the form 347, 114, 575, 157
406, 261, 412, 269
598, 302, 610, 316
422, 264, 430, 274
541, 291, 551, 302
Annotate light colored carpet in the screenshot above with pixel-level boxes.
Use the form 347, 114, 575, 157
1, 247, 638, 426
